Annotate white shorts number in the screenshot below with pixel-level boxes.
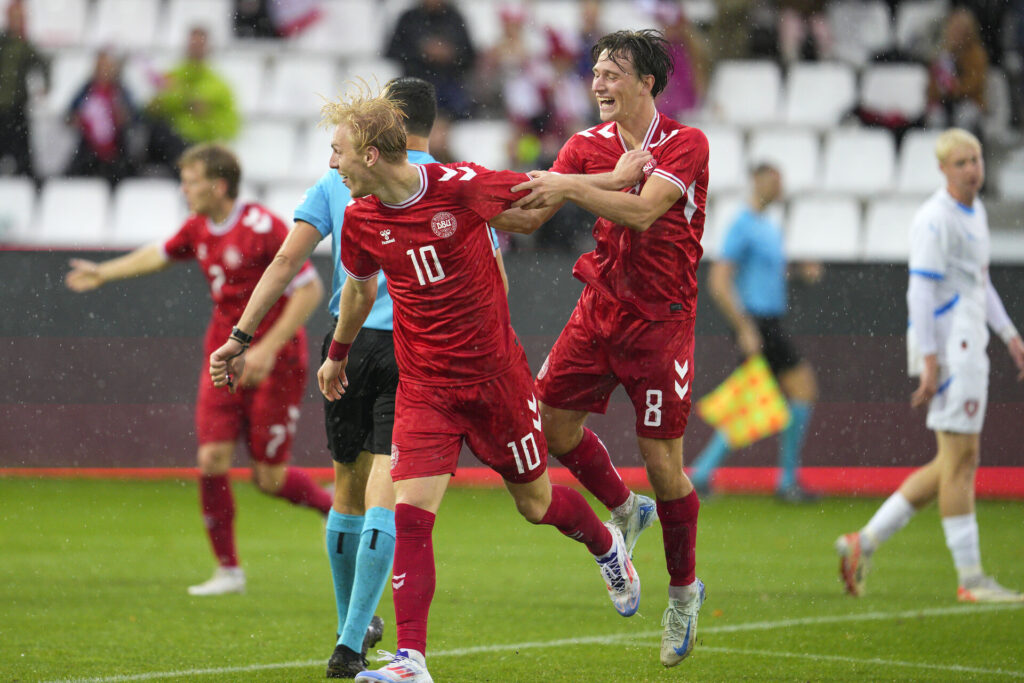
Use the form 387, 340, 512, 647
643, 389, 663, 427
407, 246, 446, 285
508, 433, 541, 474
266, 406, 300, 458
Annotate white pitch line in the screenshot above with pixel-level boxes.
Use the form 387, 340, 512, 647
701, 646, 1024, 678
50, 602, 1023, 683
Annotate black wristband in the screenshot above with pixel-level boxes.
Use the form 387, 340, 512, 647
230, 326, 254, 346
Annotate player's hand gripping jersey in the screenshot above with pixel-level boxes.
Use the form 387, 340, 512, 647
552, 113, 709, 320
340, 162, 529, 385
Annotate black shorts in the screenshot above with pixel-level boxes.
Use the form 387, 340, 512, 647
752, 317, 802, 376
320, 326, 399, 464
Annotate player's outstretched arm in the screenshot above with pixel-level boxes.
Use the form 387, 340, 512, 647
65, 244, 169, 292
318, 276, 377, 401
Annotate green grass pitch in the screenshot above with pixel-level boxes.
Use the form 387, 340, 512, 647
2, 478, 1022, 681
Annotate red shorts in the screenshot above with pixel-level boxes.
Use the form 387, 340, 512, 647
535, 286, 695, 439
196, 334, 307, 464
390, 359, 547, 484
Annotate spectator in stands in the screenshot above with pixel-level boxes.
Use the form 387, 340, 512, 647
575, 0, 605, 79
926, 7, 988, 139
233, 0, 278, 38
778, 0, 833, 63
474, 4, 532, 121
233, 0, 321, 38
952, 0, 1008, 68
649, 1, 709, 121
64, 49, 137, 186
385, 0, 475, 161
147, 26, 240, 146
0, 0, 49, 181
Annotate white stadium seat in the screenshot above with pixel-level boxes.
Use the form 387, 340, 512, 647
896, 129, 944, 196
783, 62, 857, 129
704, 193, 744, 261
23, 0, 89, 48
110, 179, 186, 248
448, 119, 514, 170
262, 54, 338, 120
860, 64, 930, 122
46, 50, 94, 116
997, 161, 1024, 201
982, 68, 1013, 144
708, 60, 781, 127
0, 177, 37, 243
160, 0, 233, 50
786, 195, 861, 261
234, 121, 300, 186
894, 0, 948, 58
35, 178, 111, 247
863, 197, 919, 262
702, 124, 746, 196
822, 128, 896, 197
295, 0, 390, 57
88, 0, 160, 50
293, 124, 335, 187
341, 57, 402, 90
828, 0, 893, 66
210, 53, 269, 117
747, 128, 820, 195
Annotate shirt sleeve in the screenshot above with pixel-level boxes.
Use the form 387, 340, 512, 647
550, 135, 585, 175
719, 212, 749, 264
454, 162, 532, 223
162, 219, 197, 260
908, 209, 947, 280
907, 273, 940, 356
293, 176, 332, 239
648, 128, 709, 200
338, 206, 379, 280
985, 275, 1019, 343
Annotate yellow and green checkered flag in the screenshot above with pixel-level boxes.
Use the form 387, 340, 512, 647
696, 354, 791, 449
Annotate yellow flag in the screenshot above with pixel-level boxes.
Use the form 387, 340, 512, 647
696, 354, 791, 449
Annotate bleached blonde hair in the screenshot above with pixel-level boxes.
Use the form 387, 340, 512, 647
320, 80, 408, 163
935, 128, 981, 164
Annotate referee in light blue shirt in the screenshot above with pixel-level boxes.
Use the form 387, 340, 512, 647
691, 163, 820, 503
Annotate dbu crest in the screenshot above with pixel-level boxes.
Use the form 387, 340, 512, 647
431, 211, 457, 238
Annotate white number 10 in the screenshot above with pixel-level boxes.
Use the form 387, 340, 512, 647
508, 434, 541, 474
407, 246, 446, 285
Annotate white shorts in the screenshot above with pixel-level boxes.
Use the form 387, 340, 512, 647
925, 332, 989, 435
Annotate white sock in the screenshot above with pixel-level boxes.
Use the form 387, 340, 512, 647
611, 491, 636, 518
398, 648, 426, 666
941, 513, 982, 584
861, 492, 916, 554
669, 581, 697, 603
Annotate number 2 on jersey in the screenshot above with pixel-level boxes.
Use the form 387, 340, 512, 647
407, 245, 446, 285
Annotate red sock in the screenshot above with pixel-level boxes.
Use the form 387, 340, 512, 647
539, 485, 613, 555
657, 491, 700, 586
393, 503, 436, 655
275, 468, 332, 513
199, 474, 238, 567
556, 428, 630, 510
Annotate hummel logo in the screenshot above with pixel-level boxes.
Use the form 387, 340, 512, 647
392, 572, 406, 590
380, 229, 395, 245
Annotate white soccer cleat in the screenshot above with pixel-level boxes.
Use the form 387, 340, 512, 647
355, 649, 433, 683
596, 523, 641, 617
660, 578, 705, 667
610, 493, 658, 558
187, 566, 246, 596
835, 532, 870, 597
957, 575, 1024, 603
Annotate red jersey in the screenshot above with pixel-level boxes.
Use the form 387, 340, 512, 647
551, 111, 708, 320
340, 162, 530, 386
163, 201, 317, 340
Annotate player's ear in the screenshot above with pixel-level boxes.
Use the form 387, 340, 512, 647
640, 73, 655, 95
364, 146, 380, 167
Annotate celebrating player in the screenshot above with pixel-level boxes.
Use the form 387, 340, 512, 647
492, 29, 709, 667
302, 86, 640, 683
836, 128, 1024, 603
65, 143, 330, 596
209, 77, 508, 677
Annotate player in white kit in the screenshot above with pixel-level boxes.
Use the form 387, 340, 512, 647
835, 128, 1024, 603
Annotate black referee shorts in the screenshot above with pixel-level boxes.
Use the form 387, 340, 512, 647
752, 316, 803, 376
320, 326, 399, 464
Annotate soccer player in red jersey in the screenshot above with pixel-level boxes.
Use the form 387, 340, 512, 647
302, 88, 641, 683
65, 144, 332, 595
495, 29, 709, 667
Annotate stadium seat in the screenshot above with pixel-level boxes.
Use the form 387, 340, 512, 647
341, 57, 401, 90
822, 128, 896, 197
701, 124, 746, 196
35, 178, 111, 247
110, 179, 186, 248
982, 67, 1013, 144
294, 0, 389, 57
704, 193, 744, 260
785, 195, 861, 261
262, 54, 339, 120
160, 0, 233, 49
292, 124, 334, 188
23, 0, 88, 48
828, 0, 893, 66
747, 128, 820, 195
863, 197, 919, 262
894, 0, 949, 59
234, 121, 300, 186
896, 129, 944, 196
601, 0, 662, 31
996, 161, 1024, 201
707, 60, 781, 127
0, 177, 37, 244
210, 53, 269, 117
120, 51, 177, 106
859, 63, 930, 122
448, 120, 514, 170
87, 0, 160, 51
46, 50, 94, 116
532, 0, 583, 36
782, 62, 857, 129
263, 183, 332, 255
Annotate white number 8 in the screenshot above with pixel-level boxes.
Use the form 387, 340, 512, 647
643, 389, 662, 427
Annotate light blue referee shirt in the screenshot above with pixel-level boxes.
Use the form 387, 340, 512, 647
719, 205, 787, 317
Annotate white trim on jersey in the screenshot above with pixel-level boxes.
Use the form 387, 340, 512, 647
340, 262, 379, 281
205, 201, 245, 236
650, 168, 686, 197
381, 165, 428, 209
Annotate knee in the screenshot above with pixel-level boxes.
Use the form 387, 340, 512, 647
252, 466, 284, 494
517, 498, 548, 525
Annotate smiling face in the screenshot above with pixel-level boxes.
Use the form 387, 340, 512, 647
330, 123, 374, 198
591, 49, 653, 124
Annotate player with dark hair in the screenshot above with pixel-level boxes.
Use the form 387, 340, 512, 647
496, 28, 709, 667
66, 143, 330, 596
272, 86, 643, 683
209, 77, 508, 677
